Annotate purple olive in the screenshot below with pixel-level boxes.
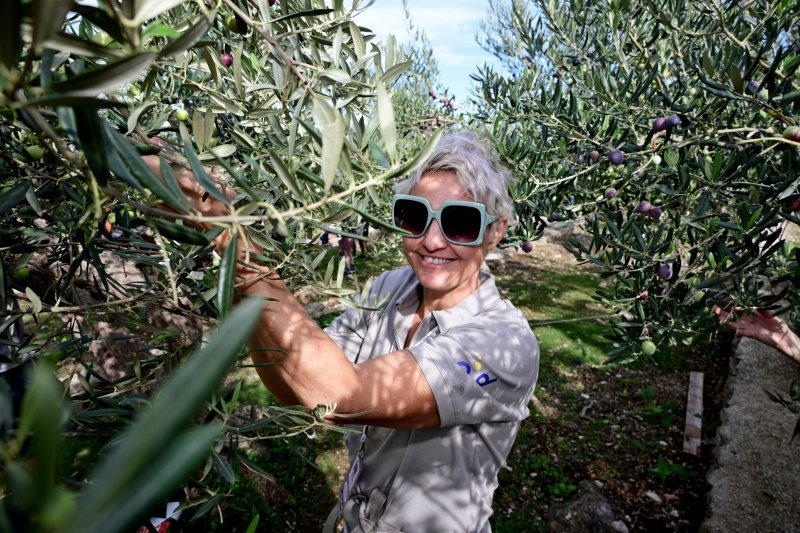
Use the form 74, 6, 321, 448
577, 153, 586, 164
666, 114, 681, 128
604, 187, 617, 199
746, 80, 761, 93
780, 194, 800, 212
522, 242, 534, 253
782, 126, 800, 142
587, 45, 596, 58
648, 206, 662, 219
635, 201, 652, 213
652, 117, 668, 132
588, 150, 600, 163
608, 150, 625, 165
656, 263, 672, 280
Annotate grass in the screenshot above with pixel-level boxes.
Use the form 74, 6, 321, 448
490, 259, 608, 530
228, 250, 622, 532
485, 251, 725, 532
494, 268, 612, 357
54, 241, 722, 531
228, 248, 620, 531
179, 244, 409, 531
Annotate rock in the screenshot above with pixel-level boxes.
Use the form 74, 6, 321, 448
484, 251, 504, 262
548, 480, 629, 533
645, 490, 663, 504
702, 337, 800, 533
611, 520, 629, 532
303, 302, 326, 319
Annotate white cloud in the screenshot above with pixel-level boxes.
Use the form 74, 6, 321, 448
355, 2, 409, 40
354, 0, 501, 101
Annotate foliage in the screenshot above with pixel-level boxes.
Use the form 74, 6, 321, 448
0, 0, 443, 528
0, 299, 262, 532
764, 378, 800, 441
475, 0, 800, 363
476, 0, 530, 74
649, 455, 698, 483
391, 0, 459, 157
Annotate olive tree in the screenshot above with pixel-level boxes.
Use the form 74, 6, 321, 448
0, 0, 442, 530
392, 0, 460, 156
475, 0, 800, 364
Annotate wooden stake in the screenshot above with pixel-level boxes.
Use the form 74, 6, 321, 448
683, 371, 704, 456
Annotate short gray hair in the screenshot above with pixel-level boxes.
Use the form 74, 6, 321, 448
394, 131, 515, 224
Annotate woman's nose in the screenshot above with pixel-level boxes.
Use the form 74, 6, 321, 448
421, 218, 447, 248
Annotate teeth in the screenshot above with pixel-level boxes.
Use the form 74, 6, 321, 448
423, 256, 452, 265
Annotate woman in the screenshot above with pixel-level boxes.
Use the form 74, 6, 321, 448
339, 232, 356, 275
146, 131, 539, 532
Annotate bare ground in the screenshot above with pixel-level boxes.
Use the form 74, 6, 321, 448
490, 237, 732, 532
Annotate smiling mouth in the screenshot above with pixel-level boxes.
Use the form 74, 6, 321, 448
421, 255, 454, 265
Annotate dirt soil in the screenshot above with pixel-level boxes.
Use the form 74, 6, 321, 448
491, 238, 732, 532
519, 349, 728, 531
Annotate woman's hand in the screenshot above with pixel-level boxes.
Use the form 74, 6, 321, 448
713, 306, 800, 365
141, 154, 270, 282
142, 155, 234, 222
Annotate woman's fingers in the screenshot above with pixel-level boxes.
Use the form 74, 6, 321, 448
139, 154, 269, 265
141, 154, 233, 218
712, 306, 738, 331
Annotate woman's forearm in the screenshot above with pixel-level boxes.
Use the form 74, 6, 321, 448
238, 271, 360, 408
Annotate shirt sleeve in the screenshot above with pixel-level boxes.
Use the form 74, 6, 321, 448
407, 315, 539, 427
324, 306, 368, 363
323, 270, 395, 363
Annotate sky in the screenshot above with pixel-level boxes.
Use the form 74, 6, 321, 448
354, 0, 502, 106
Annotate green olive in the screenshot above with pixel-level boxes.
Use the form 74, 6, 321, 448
641, 340, 657, 356
26, 146, 45, 160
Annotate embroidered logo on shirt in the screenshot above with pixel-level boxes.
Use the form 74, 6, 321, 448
456, 354, 498, 387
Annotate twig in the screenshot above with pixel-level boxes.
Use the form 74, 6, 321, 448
529, 313, 615, 326
1, 290, 157, 316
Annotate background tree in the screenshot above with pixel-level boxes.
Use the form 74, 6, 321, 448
475, 0, 800, 367
477, 0, 530, 74
0, 0, 443, 530
391, 0, 458, 155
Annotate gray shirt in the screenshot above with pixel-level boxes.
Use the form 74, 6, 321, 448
325, 267, 539, 532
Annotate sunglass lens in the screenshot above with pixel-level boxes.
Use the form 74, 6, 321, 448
394, 199, 429, 236
441, 205, 482, 243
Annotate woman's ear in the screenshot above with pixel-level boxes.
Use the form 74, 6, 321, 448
487, 218, 508, 249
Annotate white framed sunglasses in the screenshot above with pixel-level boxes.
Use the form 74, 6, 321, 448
391, 194, 499, 247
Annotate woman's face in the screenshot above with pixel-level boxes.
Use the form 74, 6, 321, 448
402, 170, 507, 311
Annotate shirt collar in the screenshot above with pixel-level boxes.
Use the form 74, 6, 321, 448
393, 268, 501, 333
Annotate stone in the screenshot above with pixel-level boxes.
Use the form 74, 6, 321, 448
701, 337, 800, 532
548, 480, 629, 533
645, 490, 663, 504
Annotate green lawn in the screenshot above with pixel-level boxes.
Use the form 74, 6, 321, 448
58, 242, 718, 531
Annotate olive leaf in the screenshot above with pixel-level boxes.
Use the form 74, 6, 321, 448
311, 97, 345, 192
130, 0, 185, 26
376, 81, 397, 163
51, 53, 157, 97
